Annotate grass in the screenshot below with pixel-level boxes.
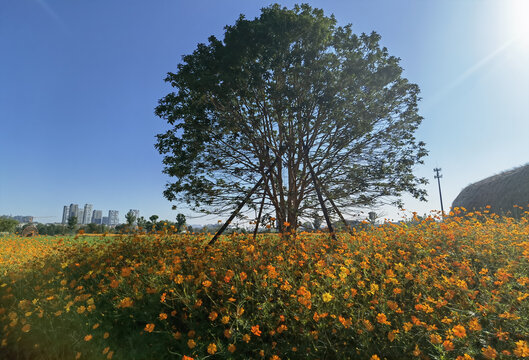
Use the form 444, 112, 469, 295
1, 210, 529, 359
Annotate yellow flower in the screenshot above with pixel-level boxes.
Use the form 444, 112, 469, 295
322, 293, 333, 302
430, 334, 442, 344
376, 313, 391, 325
514, 341, 529, 357
207, 343, 217, 355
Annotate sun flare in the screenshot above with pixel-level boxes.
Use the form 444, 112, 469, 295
505, 0, 529, 47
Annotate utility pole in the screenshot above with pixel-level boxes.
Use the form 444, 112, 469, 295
433, 168, 445, 217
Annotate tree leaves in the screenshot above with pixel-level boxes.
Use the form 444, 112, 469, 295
155, 4, 428, 226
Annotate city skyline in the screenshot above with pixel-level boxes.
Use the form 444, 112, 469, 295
61, 204, 122, 226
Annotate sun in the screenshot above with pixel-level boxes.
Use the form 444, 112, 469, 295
504, 0, 529, 47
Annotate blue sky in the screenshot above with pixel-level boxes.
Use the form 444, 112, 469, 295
1, 0, 528, 224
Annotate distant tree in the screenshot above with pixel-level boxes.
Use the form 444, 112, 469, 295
67, 216, 78, 232
137, 216, 147, 229
155, 4, 428, 233
149, 215, 159, 223
0, 217, 19, 233
175, 213, 186, 232
187, 225, 194, 233
125, 210, 137, 228
114, 223, 127, 233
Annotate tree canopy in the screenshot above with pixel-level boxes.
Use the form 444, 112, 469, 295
155, 4, 428, 232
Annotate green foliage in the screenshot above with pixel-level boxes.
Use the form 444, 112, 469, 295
175, 213, 186, 232
125, 210, 137, 227
156, 4, 428, 231
0, 217, 18, 233
67, 216, 78, 232
35, 223, 68, 236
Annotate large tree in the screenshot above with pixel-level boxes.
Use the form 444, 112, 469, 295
155, 4, 428, 232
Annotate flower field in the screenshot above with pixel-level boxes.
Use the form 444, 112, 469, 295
1, 211, 529, 359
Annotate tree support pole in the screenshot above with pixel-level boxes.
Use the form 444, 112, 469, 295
302, 142, 337, 241
321, 186, 353, 234
253, 188, 267, 240
207, 154, 281, 247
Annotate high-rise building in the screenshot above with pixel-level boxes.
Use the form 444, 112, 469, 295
91, 210, 103, 224
82, 204, 93, 225
108, 210, 119, 226
78, 209, 84, 224
102, 216, 109, 225
62, 206, 70, 224
69, 204, 79, 221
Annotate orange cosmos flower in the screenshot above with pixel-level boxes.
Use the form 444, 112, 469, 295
412, 344, 421, 356
208, 311, 218, 321
144, 323, 155, 333
456, 355, 474, 360
187, 339, 196, 349
118, 297, 133, 308
21, 324, 31, 333
228, 344, 236, 353
251, 325, 262, 336
482, 346, 497, 359
468, 318, 482, 331
443, 340, 455, 351
452, 325, 467, 338
376, 313, 391, 326
84, 334, 92, 341
120, 267, 132, 277
242, 334, 251, 343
